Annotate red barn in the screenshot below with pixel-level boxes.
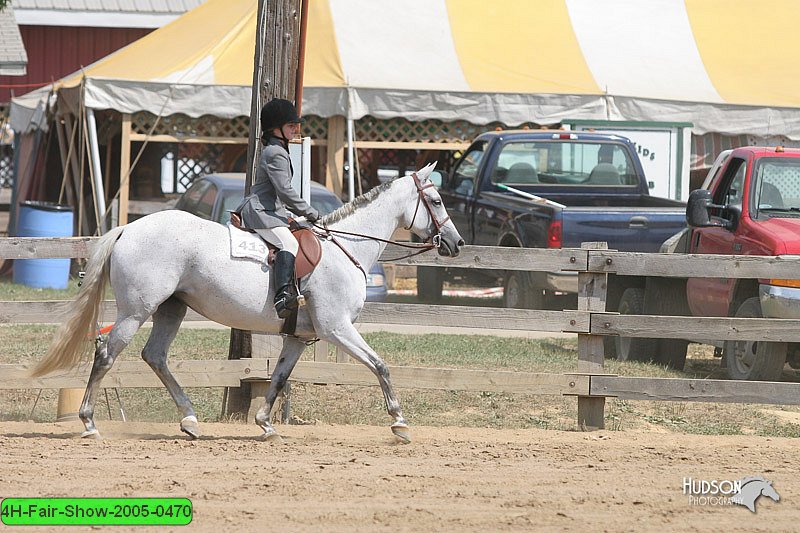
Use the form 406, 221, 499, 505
0, 0, 206, 104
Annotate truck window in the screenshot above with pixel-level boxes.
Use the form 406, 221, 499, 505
448, 141, 486, 196
715, 158, 746, 209
753, 158, 800, 215
175, 178, 212, 212
194, 183, 218, 220
490, 143, 541, 185
488, 141, 636, 187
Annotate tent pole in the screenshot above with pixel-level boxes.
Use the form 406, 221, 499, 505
118, 114, 131, 226
346, 117, 354, 201
64, 113, 89, 236
294, 0, 308, 112
54, 118, 76, 208
325, 116, 344, 197
86, 109, 107, 234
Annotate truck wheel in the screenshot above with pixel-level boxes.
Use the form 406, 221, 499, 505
417, 266, 443, 303
503, 271, 543, 309
614, 288, 656, 362
647, 278, 690, 370
725, 297, 787, 381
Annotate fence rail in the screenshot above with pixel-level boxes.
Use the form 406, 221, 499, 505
3, 236, 800, 430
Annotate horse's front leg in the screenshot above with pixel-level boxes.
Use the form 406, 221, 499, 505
255, 336, 306, 441
324, 323, 409, 443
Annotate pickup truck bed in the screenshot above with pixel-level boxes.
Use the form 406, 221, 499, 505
483, 191, 686, 251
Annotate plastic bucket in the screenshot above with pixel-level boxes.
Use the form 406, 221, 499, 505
56, 388, 84, 422
13, 201, 74, 289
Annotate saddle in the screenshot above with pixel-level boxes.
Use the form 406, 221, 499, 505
229, 212, 322, 278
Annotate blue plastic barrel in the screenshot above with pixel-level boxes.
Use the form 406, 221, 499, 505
13, 201, 74, 289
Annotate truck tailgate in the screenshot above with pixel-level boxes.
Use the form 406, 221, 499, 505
561, 207, 686, 252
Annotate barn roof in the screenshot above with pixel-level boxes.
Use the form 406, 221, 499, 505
0, 5, 28, 76
11, 0, 207, 28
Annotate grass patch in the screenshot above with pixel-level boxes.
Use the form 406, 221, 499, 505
0, 276, 115, 301
0, 277, 82, 301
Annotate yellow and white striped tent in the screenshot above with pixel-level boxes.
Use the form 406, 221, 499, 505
12, 0, 800, 138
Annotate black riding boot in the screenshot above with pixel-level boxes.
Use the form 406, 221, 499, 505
273, 250, 299, 319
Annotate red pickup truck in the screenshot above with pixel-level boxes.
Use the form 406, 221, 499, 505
616, 146, 800, 381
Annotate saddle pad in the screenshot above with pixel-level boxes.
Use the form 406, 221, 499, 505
228, 223, 269, 263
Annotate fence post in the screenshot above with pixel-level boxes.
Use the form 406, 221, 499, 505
314, 340, 328, 362
577, 242, 608, 430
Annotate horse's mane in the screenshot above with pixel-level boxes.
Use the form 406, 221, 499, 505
320, 177, 399, 225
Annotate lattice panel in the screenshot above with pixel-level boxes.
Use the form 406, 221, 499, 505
132, 112, 251, 139
355, 116, 538, 144
176, 144, 224, 190
0, 145, 13, 188
302, 115, 327, 140
129, 112, 536, 145
0, 104, 11, 187
131, 112, 332, 142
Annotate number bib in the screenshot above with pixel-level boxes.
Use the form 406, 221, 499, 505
228, 224, 270, 263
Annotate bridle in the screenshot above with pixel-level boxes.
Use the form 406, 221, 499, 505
403, 171, 451, 249
310, 172, 451, 275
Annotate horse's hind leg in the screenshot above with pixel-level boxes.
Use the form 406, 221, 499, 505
80, 315, 147, 438
139, 297, 197, 438
255, 336, 306, 441
322, 323, 410, 443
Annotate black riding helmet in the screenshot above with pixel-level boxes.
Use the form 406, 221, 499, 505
260, 98, 301, 140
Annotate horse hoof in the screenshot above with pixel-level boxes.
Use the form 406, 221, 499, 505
80, 429, 101, 440
391, 424, 411, 444
259, 432, 283, 443
180, 416, 201, 440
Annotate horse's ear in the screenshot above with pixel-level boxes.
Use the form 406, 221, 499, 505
418, 161, 437, 181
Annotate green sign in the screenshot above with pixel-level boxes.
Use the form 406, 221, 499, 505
1, 498, 192, 526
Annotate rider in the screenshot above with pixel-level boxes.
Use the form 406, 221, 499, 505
235, 98, 320, 318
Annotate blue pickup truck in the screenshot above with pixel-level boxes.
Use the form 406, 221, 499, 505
419, 130, 687, 311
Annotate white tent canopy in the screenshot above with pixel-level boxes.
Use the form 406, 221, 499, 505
12, 0, 800, 138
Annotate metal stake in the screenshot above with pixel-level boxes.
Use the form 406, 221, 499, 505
29, 389, 43, 419
114, 388, 127, 422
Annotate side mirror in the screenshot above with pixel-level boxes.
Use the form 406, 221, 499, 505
686, 189, 731, 229
429, 170, 445, 188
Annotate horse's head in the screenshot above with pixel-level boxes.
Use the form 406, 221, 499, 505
404, 162, 465, 257
761, 481, 781, 502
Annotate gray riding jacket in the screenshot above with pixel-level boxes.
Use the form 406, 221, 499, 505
235, 137, 319, 229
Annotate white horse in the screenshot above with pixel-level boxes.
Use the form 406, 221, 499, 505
32, 164, 464, 442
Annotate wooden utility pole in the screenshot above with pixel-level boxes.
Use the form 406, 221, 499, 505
225, 0, 304, 418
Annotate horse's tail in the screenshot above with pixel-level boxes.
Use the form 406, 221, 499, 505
31, 226, 125, 377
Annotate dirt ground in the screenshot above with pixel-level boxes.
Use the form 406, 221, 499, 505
0, 421, 798, 532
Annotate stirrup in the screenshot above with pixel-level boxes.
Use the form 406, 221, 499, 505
275, 294, 299, 319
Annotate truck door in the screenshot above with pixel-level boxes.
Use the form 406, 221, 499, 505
686, 156, 748, 317
439, 141, 487, 243
473, 140, 542, 246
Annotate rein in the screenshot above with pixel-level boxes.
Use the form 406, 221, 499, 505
310, 171, 447, 273
311, 224, 435, 259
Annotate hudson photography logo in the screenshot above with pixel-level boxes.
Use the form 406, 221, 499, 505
682, 476, 780, 512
